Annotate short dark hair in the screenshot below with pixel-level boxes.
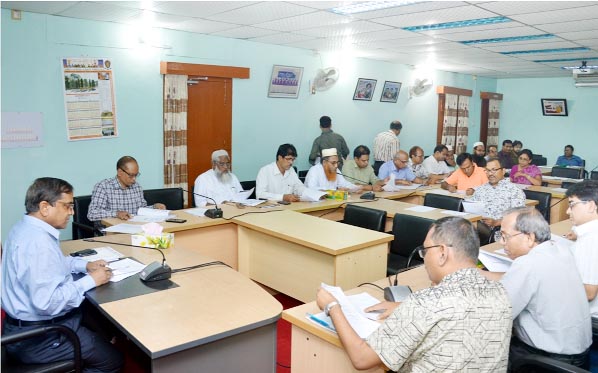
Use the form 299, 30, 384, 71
486, 157, 504, 169
319, 116, 332, 128
566, 180, 598, 206
390, 121, 402, 131
429, 217, 479, 261
276, 144, 297, 160
409, 146, 423, 158
25, 177, 73, 214
502, 139, 512, 146
433, 145, 447, 154
488, 145, 498, 151
513, 140, 522, 147
117, 156, 137, 170
504, 206, 551, 243
353, 145, 370, 158
519, 149, 533, 160
565, 144, 574, 151
456, 152, 473, 166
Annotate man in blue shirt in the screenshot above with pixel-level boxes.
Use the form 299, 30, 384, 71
2, 177, 123, 372
378, 150, 425, 185
556, 145, 584, 167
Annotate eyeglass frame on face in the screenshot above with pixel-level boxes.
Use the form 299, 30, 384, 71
54, 201, 75, 211
485, 167, 503, 174
518, 156, 530, 162
214, 161, 231, 168
494, 230, 525, 242
394, 157, 408, 164
324, 159, 339, 166
283, 156, 296, 162
416, 244, 442, 259
568, 200, 588, 209
119, 168, 141, 178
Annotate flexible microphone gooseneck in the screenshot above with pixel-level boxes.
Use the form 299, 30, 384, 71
183, 189, 223, 219
335, 171, 371, 185
83, 238, 172, 282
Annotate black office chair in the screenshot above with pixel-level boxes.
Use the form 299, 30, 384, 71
531, 155, 547, 166
1, 324, 83, 373
523, 190, 551, 222
342, 204, 386, 232
387, 214, 434, 276
511, 354, 590, 373
72, 195, 94, 240
298, 170, 308, 184
423, 193, 463, 212
591, 171, 598, 181
561, 181, 577, 190
239, 181, 256, 199
552, 167, 583, 179
143, 187, 184, 210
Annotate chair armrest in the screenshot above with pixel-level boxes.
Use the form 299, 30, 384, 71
512, 354, 590, 373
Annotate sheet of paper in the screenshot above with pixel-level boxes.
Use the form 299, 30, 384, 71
81, 246, 124, 262
440, 210, 471, 217
405, 205, 436, 212
551, 187, 567, 193
346, 293, 384, 321
185, 208, 208, 217
137, 207, 170, 217
128, 214, 176, 223
462, 200, 485, 215
231, 188, 253, 202
103, 224, 144, 234
551, 233, 574, 249
107, 258, 145, 282
321, 283, 380, 338
478, 251, 512, 272
494, 248, 507, 255
301, 188, 327, 202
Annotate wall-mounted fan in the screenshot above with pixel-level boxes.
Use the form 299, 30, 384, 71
408, 78, 433, 99
312, 67, 339, 92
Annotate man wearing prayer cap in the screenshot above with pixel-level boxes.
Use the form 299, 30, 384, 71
472, 141, 487, 167
305, 148, 361, 191
193, 149, 243, 206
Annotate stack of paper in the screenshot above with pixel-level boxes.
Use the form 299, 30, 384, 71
462, 200, 485, 215
128, 208, 172, 223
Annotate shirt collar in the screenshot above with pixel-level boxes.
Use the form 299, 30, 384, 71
573, 218, 598, 236
110, 175, 135, 190
23, 214, 60, 240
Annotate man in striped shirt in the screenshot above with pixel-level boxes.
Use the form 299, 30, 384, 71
373, 120, 402, 175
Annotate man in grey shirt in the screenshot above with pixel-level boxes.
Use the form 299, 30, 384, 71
308, 115, 350, 170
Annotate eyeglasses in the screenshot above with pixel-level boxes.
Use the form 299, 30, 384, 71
485, 168, 503, 174
416, 244, 442, 259
55, 201, 75, 211
119, 168, 141, 178
518, 157, 530, 161
283, 156, 296, 162
494, 231, 524, 242
215, 162, 231, 168
568, 200, 588, 209
395, 158, 408, 164
325, 160, 339, 166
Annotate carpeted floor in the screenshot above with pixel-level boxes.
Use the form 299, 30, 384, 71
273, 293, 304, 373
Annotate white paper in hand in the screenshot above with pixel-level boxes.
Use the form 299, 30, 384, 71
321, 283, 380, 338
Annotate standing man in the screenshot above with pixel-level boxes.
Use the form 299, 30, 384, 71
309, 115, 350, 170
441, 153, 488, 195
305, 148, 359, 191
556, 144, 584, 167
342, 145, 384, 192
566, 181, 598, 332
497, 140, 517, 170
373, 120, 402, 175
88, 156, 165, 230
378, 150, 426, 186
2, 177, 123, 372
472, 141, 487, 167
421, 145, 452, 179
483, 207, 591, 369
316, 217, 512, 372
256, 143, 305, 202
194, 149, 243, 206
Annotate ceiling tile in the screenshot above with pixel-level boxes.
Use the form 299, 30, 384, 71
432, 26, 549, 42
373, 5, 499, 28
1, 1, 78, 14
174, 18, 239, 34
249, 32, 320, 45
474, 2, 592, 16
509, 4, 598, 24
254, 10, 352, 32
205, 2, 315, 25
535, 19, 598, 34
296, 20, 393, 38
150, 1, 256, 18
480, 40, 580, 52
349, 1, 467, 20
58, 2, 142, 23
210, 26, 277, 39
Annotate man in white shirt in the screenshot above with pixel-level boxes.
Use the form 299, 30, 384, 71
256, 143, 305, 202
305, 148, 360, 191
422, 145, 452, 178
193, 149, 243, 206
566, 181, 598, 334
373, 120, 402, 175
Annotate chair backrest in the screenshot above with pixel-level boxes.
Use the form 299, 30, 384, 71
239, 180, 256, 199
343, 204, 387, 232
73, 195, 94, 240
298, 170, 308, 178
143, 188, 184, 210
551, 166, 583, 179
423, 193, 463, 212
523, 190, 551, 222
560, 181, 577, 190
531, 156, 547, 166
511, 354, 590, 373
390, 214, 434, 258
590, 171, 598, 181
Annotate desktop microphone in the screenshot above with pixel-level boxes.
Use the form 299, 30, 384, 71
183, 189, 223, 219
335, 171, 376, 199
335, 171, 371, 185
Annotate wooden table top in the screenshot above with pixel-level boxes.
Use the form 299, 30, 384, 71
233, 210, 393, 256
349, 198, 482, 222
61, 235, 282, 359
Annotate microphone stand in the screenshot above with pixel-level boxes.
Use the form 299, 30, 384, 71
183, 189, 223, 219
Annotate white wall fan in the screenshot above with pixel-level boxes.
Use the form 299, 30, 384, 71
408, 78, 433, 99
312, 67, 339, 92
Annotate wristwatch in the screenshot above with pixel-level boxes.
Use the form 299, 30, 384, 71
324, 301, 340, 316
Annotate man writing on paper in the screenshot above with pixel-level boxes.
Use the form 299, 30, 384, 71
316, 217, 512, 372
441, 153, 488, 195
194, 149, 244, 206
378, 150, 426, 186
342, 145, 385, 192
2, 177, 123, 372
481, 207, 591, 369
305, 148, 361, 191
421, 145, 453, 180
88, 156, 166, 231
256, 143, 305, 202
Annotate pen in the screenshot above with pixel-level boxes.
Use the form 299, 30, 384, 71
306, 313, 336, 332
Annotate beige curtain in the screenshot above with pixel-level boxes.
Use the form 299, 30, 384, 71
441, 93, 469, 154
456, 95, 469, 154
163, 74, 188, 205
487, 98, 501, 148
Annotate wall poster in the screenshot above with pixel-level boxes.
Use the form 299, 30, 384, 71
62, 57, 117, 140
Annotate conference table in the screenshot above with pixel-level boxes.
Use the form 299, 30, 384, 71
61, 234, 282, 372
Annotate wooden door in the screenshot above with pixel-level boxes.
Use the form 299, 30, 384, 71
186, 77, 232, 204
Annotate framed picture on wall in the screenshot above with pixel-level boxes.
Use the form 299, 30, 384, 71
380, 81, 402, 103
541, 98, 568, 116
353, 78, 377, 101
268, 65, 303, 98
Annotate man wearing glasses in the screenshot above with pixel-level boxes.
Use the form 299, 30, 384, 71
482, 207, 591, 369
256, 143, 305, 202
316, 217, 512, 372
88, 156, 165, 229
194, 149, 243, 206
565, 181, 598, 337
378, 150, 426, 186
305, 148, 360, 191
3, 177, 122, 372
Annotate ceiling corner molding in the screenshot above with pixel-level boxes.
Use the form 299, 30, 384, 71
480, 92, 503, 100
436, 86, 473, 97
160, 62, 250, 79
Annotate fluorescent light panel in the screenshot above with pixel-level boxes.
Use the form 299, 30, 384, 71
537, 57, 598, 63
461, 34, 554, 45
501, 47, 590, 55
402, 16, 510, 32
330, 1, 424, 15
